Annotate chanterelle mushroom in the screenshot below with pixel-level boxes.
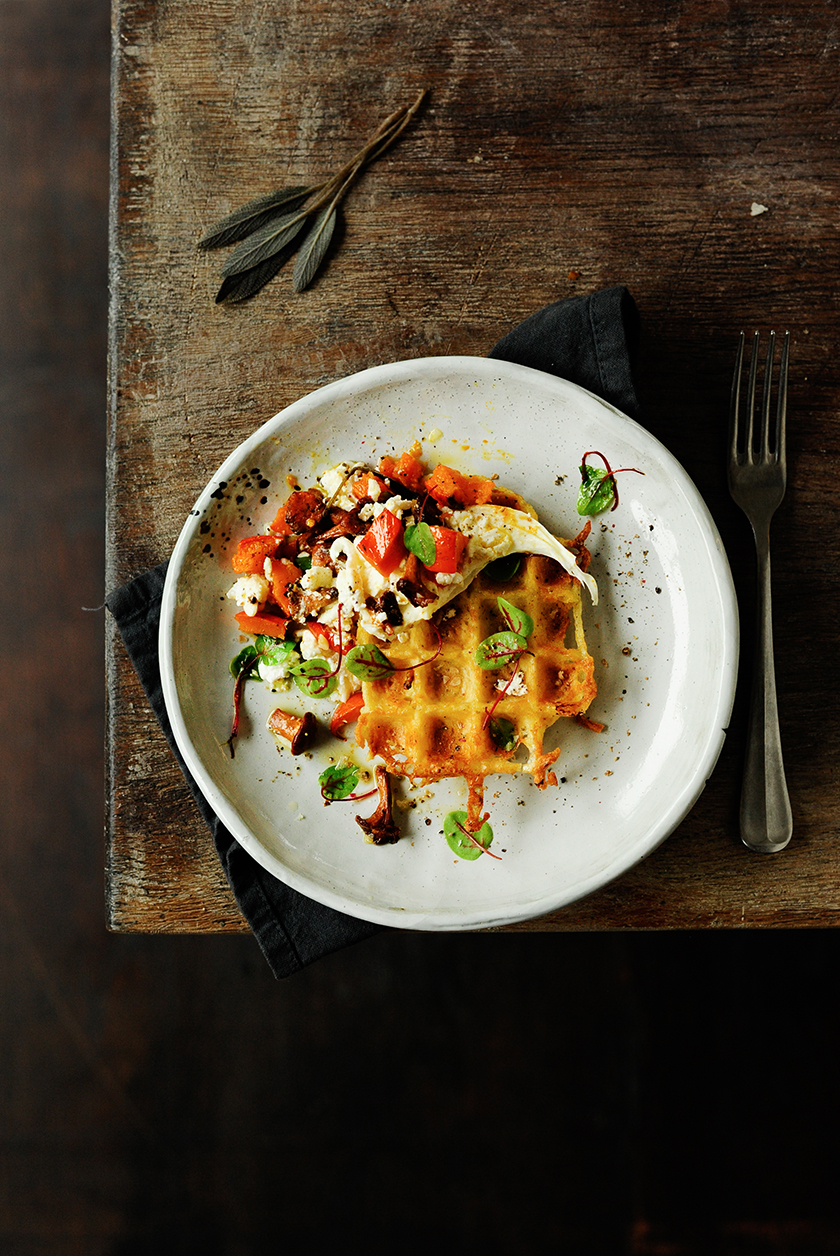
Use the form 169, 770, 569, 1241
355, 765, 400, 845
267, 708, 318, 755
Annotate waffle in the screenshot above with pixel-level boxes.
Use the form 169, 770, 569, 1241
354, 550, 597, 826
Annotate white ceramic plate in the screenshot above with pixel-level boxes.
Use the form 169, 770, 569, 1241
160, 356, 738, 930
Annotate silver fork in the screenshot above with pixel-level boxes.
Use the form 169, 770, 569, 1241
728, 330, 793, 852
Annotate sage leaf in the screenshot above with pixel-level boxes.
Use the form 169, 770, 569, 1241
292, 204, 338, 292
215, 238, 299, 304
221, 208, 310, 278
199, 185, 315, 250
198, 91, 427, 303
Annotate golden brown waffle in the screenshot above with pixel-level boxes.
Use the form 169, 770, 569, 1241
355, 551, 597, 824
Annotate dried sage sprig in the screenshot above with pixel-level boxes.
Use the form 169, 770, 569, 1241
199, 90, 426, 303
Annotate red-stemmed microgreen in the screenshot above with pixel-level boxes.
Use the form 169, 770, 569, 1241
474, 630, 528, 669
443, 810, 500, 860
291, 604, 345, 698
318, 762, 378, 804
481, 653, 530, 730
496, 596, 534, 640
225, 634, 298, 757
291, 657, 338, 698
488, 715, 517, 752
484, 553, 521, 581
474, 596, 533, 731
345, 624, 443, 681
577, 450, 644, 515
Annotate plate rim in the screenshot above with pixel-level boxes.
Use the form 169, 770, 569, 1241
159, 354, 739, 930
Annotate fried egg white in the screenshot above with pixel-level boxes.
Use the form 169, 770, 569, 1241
317, 502, 597, 639
451, 504, 598, 605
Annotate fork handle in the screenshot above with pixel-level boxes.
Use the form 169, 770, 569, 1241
740, 523, 793, 852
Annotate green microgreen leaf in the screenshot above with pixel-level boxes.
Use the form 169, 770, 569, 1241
484, 553, 521, 581
577, 451, 643, 515
319, 763, 361, 801
345, 643, 395, 680
226, 636, 300, 758
475, 631, 528, 670
404, 520, 436, 566
577, 463, 617, 516
489, 717, 517, 752
230, 645, 259, 679
497, 597, 533, 640
444, 810, 496, 861
291, 657, 337, 698
254, 633, 285, 653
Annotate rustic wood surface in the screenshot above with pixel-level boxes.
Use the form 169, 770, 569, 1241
107, 0, 840, 933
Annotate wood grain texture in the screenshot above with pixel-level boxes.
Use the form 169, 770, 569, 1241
107, 0, 840, 932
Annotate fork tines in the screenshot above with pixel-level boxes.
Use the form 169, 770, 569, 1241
729, 329, 791, 466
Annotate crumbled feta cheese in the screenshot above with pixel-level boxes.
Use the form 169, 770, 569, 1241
260, 663, 293, 687
227, 575, 269, 614
496, 670, 528, 696
299, 632, 332, 662
331, 535, 387, 609
317, 463, 359, 510
385, 495, 414, 519
361, 495, 414, 522
435, 571, 464, 586
301, 565, 334, 592
336, 668, 362, 703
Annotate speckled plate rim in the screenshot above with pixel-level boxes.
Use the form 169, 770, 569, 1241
160, 356, 739, 930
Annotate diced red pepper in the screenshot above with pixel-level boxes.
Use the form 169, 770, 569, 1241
356, 509, 407, 577
329, 690, 365, 737
423, 526, 468, 573
234, 610, 289, 637
306, 621, 341, 653
231, 535, 282, 574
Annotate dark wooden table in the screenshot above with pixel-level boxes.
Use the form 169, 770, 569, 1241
107, 0, 840, 933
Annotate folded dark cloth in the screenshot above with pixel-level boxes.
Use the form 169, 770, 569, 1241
106, 284, 641, 977
488, 284, 640, 419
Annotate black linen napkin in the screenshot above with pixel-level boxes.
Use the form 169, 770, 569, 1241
106, 284, 640, 978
